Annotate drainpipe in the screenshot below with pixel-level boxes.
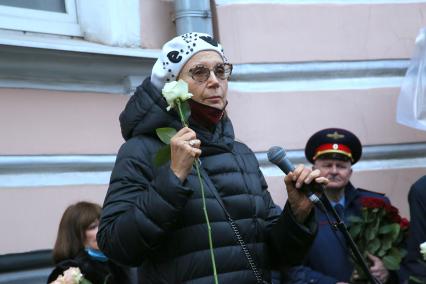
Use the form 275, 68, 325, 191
174, 0, 213, 36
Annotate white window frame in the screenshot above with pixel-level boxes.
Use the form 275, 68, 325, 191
0, 0, 145, 94
0, 0, 82, 36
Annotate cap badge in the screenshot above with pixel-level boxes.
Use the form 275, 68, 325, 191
327, 131, 345, 140
333, 144, 339, 150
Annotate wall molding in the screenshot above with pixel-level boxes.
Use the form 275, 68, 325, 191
258, 142, 426, 176
0, 30, 409, 95
0, 31, 159, 94
1, 142, 425, 188
215, 0, 426, 5
231, 60, 408, 81
229, 60, 408, 92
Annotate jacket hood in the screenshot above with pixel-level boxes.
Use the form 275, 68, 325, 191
119, 78, 235, 151
120, 78, 181, 141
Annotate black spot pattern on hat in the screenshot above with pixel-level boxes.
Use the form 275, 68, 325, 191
159, 33, 224, 85
200, 35, 218, 47
167, 51, 182, 63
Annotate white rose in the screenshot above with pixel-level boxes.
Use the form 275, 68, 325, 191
162, 79, 193, 111
420, 241, 426, 260
62, 267, 83, 283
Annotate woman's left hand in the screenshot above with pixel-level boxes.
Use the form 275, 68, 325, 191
284, 164, 328, 223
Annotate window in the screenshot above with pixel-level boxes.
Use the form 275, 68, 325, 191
0, 0, 82, 36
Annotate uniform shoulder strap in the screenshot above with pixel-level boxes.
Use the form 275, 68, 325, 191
357, 188, 386, 196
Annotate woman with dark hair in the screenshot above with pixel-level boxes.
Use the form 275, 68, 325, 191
47, 201, 132, 284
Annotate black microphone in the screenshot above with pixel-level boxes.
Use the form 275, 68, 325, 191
267, 146, 322, 204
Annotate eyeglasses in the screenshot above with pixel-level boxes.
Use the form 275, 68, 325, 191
188, 63, 233, 83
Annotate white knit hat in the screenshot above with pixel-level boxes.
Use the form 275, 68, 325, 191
151, 32, 227, 91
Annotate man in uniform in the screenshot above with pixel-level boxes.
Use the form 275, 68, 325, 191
286, 128, 394, 284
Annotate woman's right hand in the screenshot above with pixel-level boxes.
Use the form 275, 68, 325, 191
170, 127, 201, 182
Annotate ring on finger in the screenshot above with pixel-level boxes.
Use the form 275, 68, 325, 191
188, 139, 196, 147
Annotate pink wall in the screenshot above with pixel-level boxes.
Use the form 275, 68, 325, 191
139, 0, 175, 49
0, 185, 108, 254
217, 2, 426, 63
0, 89, 128, 155
227, 87, 426, 152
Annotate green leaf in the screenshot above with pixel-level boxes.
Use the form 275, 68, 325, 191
180, 100, 191, 122
387, 247, 402, 263
379, 223, 399, 236
347, 215, 363, 223
395, 230, 405, 244
377, 248, 387, 257
409, 276, 426, 284
367, 238, 381, 254
80, 279, 93, 284
154, 145, 171, 167
366, 223, 378, 241
389, 223, 401, 242
156, 127, 177, 145
377, 236, 393, 258
349, 223, 362, 239
382, 254, 400, 270
399, 248, 407, 259
373, 213, 382, 228
362, 209, 369, 221
365, 209, 377, 223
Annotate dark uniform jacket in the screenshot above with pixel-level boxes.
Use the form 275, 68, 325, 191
286, 183, 391, 284
400, 175, 426, 283
97, 78, 318, 284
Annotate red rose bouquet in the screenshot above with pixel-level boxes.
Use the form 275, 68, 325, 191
348, 197, 409, 280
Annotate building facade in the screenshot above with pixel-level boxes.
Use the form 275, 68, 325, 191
1, 0, 426, 256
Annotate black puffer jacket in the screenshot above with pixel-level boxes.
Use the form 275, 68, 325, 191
46, 251, 133, 284
97, 78, 317, 284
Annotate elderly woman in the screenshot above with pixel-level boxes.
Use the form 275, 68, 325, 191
97, 32, 325, 284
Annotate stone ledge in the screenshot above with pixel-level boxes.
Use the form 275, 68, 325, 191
1, 142, 425, 187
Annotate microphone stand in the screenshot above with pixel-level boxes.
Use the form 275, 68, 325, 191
318, 191, 382, 284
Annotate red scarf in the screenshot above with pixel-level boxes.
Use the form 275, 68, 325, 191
188, 99, 227, 130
